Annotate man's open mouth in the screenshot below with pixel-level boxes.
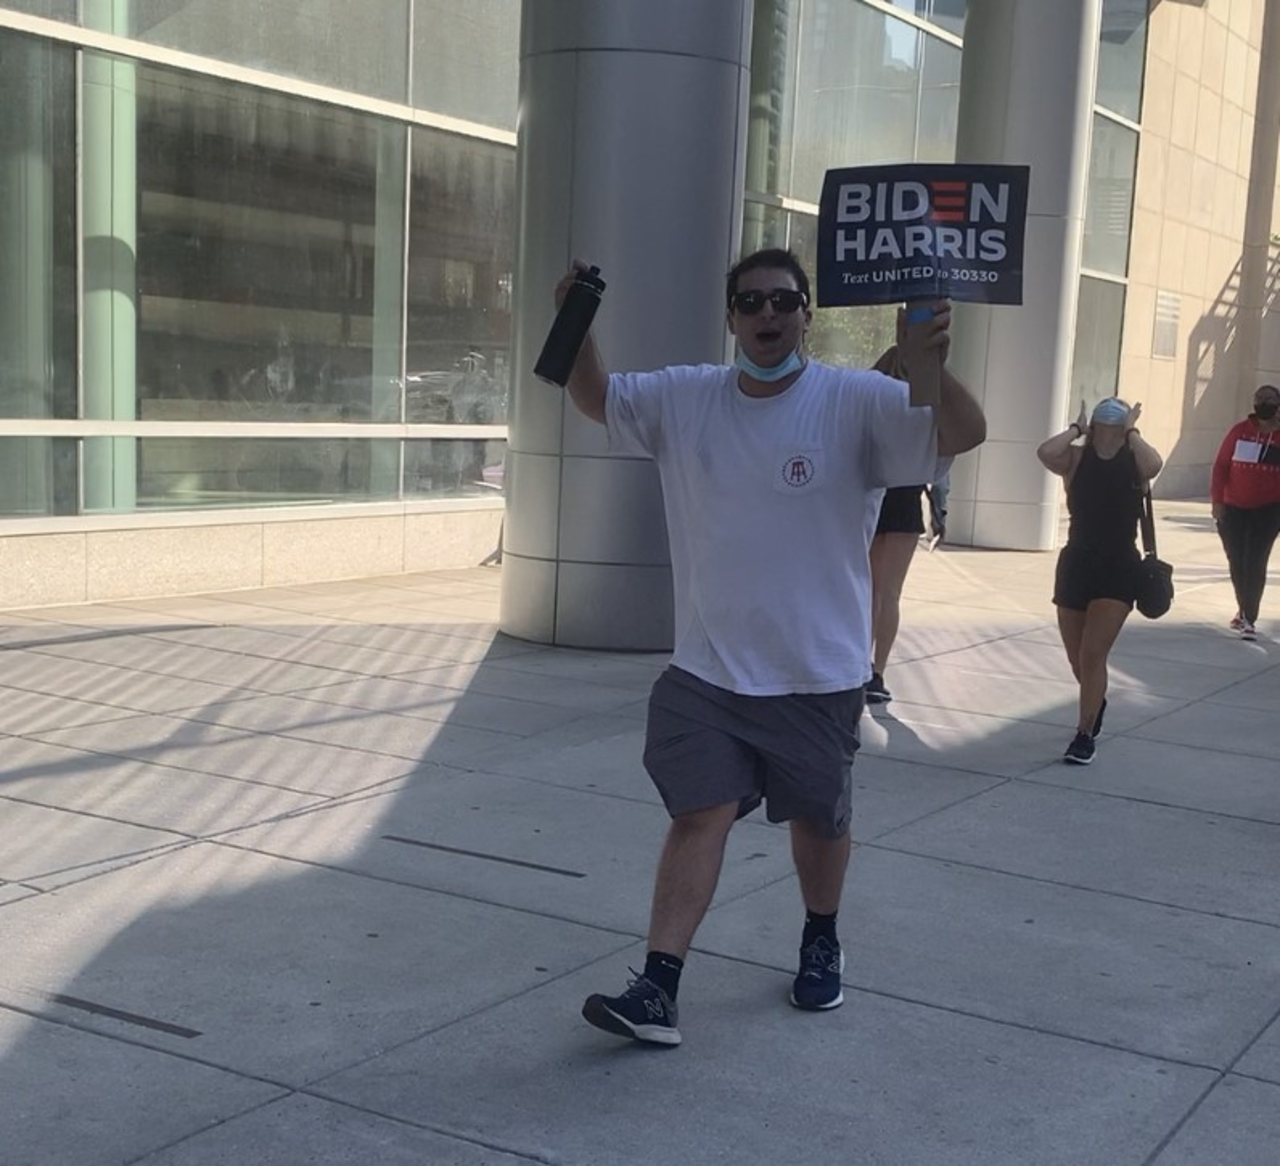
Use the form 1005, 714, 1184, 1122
756, 329, 782, 343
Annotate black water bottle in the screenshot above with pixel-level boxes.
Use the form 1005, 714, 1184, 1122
534, 265, 606, 386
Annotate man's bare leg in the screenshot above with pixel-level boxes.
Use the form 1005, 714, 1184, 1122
790, 816, 850, 914
582, 799, 738, 1045
789, 816, 851, 1010
648, 800, 740, 957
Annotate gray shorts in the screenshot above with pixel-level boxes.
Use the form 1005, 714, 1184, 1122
642, 667, 863, 838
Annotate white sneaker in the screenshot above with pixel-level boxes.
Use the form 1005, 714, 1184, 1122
1240, 621, 1257, 641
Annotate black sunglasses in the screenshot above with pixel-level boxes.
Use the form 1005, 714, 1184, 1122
730, 288, 809, 315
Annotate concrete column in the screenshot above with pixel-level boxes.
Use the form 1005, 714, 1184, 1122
82, 0, 139, 512
502, 0, 753, 647
945, 0, 1101, 550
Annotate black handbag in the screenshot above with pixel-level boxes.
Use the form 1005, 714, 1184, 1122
1134, 483, 1174, 619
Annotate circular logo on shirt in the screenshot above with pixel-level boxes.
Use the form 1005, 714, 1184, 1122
781, 453, 815, 488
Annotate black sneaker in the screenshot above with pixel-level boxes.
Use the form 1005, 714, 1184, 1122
1063, 731, 1095, 765
582, 972, 681, 1046
865, 672, 891, 704
790, 936, 845, 1011
1091, 698, 1107, 739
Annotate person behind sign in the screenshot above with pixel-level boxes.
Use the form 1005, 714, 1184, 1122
863, 345, 929, 705
1211, 384, 1280, 640
1036, 398, 1163, 765
555, 248, 985, 1046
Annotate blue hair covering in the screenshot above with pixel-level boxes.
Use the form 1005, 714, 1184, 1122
1091, 398, 1129, 426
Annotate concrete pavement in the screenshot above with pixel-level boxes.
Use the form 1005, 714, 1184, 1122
1, 499, 1278, 1165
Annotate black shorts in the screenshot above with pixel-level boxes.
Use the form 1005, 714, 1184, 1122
642, 667, 863, 838
876, 486, 926, 536
1053, 544, 1140, 611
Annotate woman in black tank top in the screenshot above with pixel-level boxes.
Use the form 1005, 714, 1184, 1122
1036, 398, 1164, 766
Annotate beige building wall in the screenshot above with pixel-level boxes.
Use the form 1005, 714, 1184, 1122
1125, 0, 1277, 496
0, 505, 503, 609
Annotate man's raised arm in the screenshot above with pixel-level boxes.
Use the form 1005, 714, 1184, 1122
898, 301, 986, 456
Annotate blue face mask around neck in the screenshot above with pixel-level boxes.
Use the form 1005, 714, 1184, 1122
735, 348, 804, 383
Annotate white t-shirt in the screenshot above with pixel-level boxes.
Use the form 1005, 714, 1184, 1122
606, 360, 939, 696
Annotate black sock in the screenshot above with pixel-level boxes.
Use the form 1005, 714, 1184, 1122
643, 951, 684, 1001
803, 910, 838, 947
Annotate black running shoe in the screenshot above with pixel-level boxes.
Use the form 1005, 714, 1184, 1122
790, 936, 845, 1011
1063, 731, 1095, 765
865, 672, 891, 704
1091, 698, 1107, 739
582, 972, 681, 1046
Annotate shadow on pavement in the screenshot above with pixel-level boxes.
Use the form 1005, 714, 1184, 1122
2, 544, 1280, 1164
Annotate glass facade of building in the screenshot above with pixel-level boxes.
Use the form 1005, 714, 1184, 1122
10, 0, 1165, 532
2, 0, 974, 523
1071, 0, 1148, 408
743, 0, 964, 368
0, 3, 517, 518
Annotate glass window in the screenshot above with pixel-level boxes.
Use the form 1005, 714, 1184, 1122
0, 438, 77, 517
1153, 289, 1179, 360
790, 213, 898, 367
110, 437, 401, 511
746, 0, 801, 199
790, 3, 920, 201
404, 439, 505, 499
781, 5, 962, 202
404, 127, 515, 425
0, 31, 76, 422
889, 1, 966, 37
412, 0, 520, 130
1082, 115, 1138, 276
65, 0, 413, 103
1071, 277, 1126, 407
1, 1, 78, 17
1097, 0, 1148, 121
115, 62, 407, 424
741, 200, 790, 258
917, 32, 961, 163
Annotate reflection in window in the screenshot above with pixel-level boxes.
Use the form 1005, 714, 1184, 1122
791, 3, 917, 200
790, 214, 897, 368
0, 438, 77, 517
404, 439, 506, 499
746, 0, 801, 199
1071, 277, 1126, 407
1097, 0, 1148, 121
0, 31, 76, 423
1, 1, 78, 18
17, 0, 412, 102
118, 437, 401, 510
412, 0, 520, 130
889, 0, 966, 37
918, 33, 961, 162
1083, 115, 1138, 277
0, 32, 78, 519
129, 65, 407, 425
784, 3, 962, 202
741, 201, 790, 259
405, 128, 515, 425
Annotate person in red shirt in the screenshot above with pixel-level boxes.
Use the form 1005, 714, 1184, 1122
1211, 384, 1280, 641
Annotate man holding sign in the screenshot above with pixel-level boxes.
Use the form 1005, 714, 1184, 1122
554, 248, 984, 1047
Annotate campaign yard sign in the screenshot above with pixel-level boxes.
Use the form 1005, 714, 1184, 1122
816, 163, 1030, 307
